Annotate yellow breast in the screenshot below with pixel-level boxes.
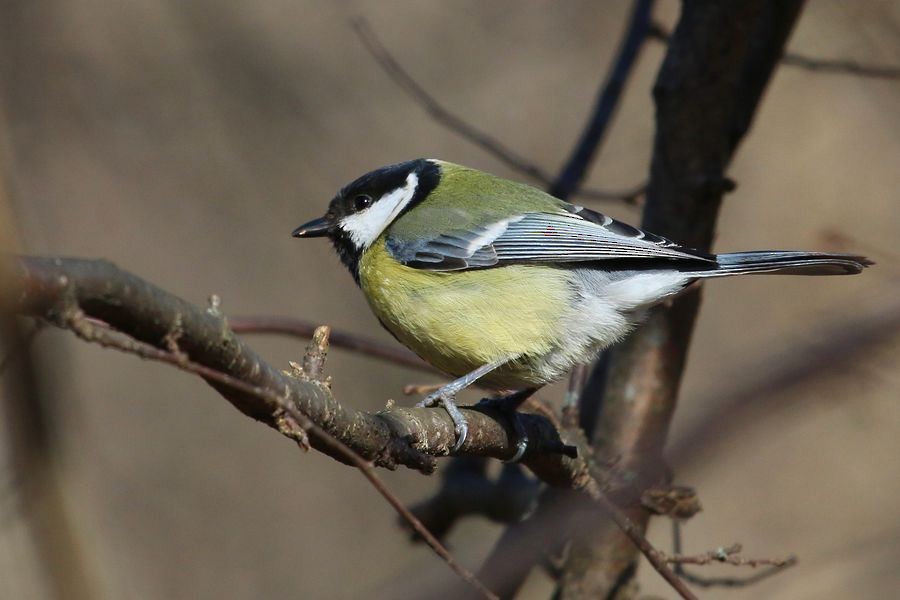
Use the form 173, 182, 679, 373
358, 240, 572, 384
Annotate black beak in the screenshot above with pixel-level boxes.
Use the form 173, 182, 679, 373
292, 217, 331, 238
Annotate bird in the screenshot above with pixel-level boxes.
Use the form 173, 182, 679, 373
292, 159, 871, 460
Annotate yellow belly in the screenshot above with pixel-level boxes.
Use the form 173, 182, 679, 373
359, 240, 572, 387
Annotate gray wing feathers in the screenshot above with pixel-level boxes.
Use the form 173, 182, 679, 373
492, 213, 708, 262
386, 224, 501, 270
387, 211, 712, 270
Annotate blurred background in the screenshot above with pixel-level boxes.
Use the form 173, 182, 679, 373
1, 1, 898, 598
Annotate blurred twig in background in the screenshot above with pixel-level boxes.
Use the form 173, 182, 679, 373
231, 315, 435, 374
648, 20, 900, 81
351, 17, 646, 205
547, 0, 655, 201
669, 280, 900, 467
781, 53, 900, 79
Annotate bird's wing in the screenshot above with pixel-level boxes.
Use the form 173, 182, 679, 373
385, 205, 715, 271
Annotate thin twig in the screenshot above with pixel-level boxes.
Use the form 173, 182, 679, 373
649, 21, 900, 81
350, 16, 644, 205
782, 52, 900, 80
549, 0, 655, 200
579, 476, 698, 600
61, 310, 498, 600
818, 228, 900, 267
666, 544, 795, 568
230, 315, 436, 374
671, 521, 798, 588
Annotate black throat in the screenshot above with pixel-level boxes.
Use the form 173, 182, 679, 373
331, 228, 364, 284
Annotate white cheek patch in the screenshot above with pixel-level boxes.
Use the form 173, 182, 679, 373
340, 172, 419, 249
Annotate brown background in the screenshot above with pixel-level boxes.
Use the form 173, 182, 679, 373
1, 1, 898, 598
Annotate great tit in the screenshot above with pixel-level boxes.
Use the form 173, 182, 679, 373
293, 159, 870, 457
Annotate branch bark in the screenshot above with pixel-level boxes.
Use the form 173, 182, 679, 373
558, 1, 807, 597
12, 256, 584, 483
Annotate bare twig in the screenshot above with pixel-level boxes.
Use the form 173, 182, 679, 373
818, 228, 900, 267
402, 382, 445, 396
666, 543, 795, 568
230, 315, 436, 374
300, 325, 330, 381
650, 20, 900, 81
781, 52, 900, 80
60, 309, 498, 600
350, 16, 644, 205
549, 0, 656, 200
579, 476, 699, 600
671, 521, 798, 588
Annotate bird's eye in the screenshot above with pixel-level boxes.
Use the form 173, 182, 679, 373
353, 194, 373, 211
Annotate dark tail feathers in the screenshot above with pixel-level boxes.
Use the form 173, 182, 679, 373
694, 251, 873, 277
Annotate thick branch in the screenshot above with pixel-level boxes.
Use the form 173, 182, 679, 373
559, 1, 807, 597
12, 256, 583, 482
56, 312, 499, 599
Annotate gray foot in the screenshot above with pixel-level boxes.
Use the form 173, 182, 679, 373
417, 392, 468, 453
475, 389, 536, 463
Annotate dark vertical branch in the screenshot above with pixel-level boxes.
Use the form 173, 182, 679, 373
558, 1, 806, 597
549, 0, 656, 200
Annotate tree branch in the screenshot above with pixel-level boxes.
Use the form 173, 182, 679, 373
781, 53, 900, 79
559, 1, 807, 596
649, 20, 900, 81
350, 17, 644, 205
548, 0, 655, 200
230, 315, 437, 374
670, 522, 798, 588
579, 477, 699, 600
54, 308, 499, 600
12, 256, 583, 480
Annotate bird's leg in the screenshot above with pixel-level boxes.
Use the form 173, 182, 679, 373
475, 388, 538, 463
417, 358, 510, 453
